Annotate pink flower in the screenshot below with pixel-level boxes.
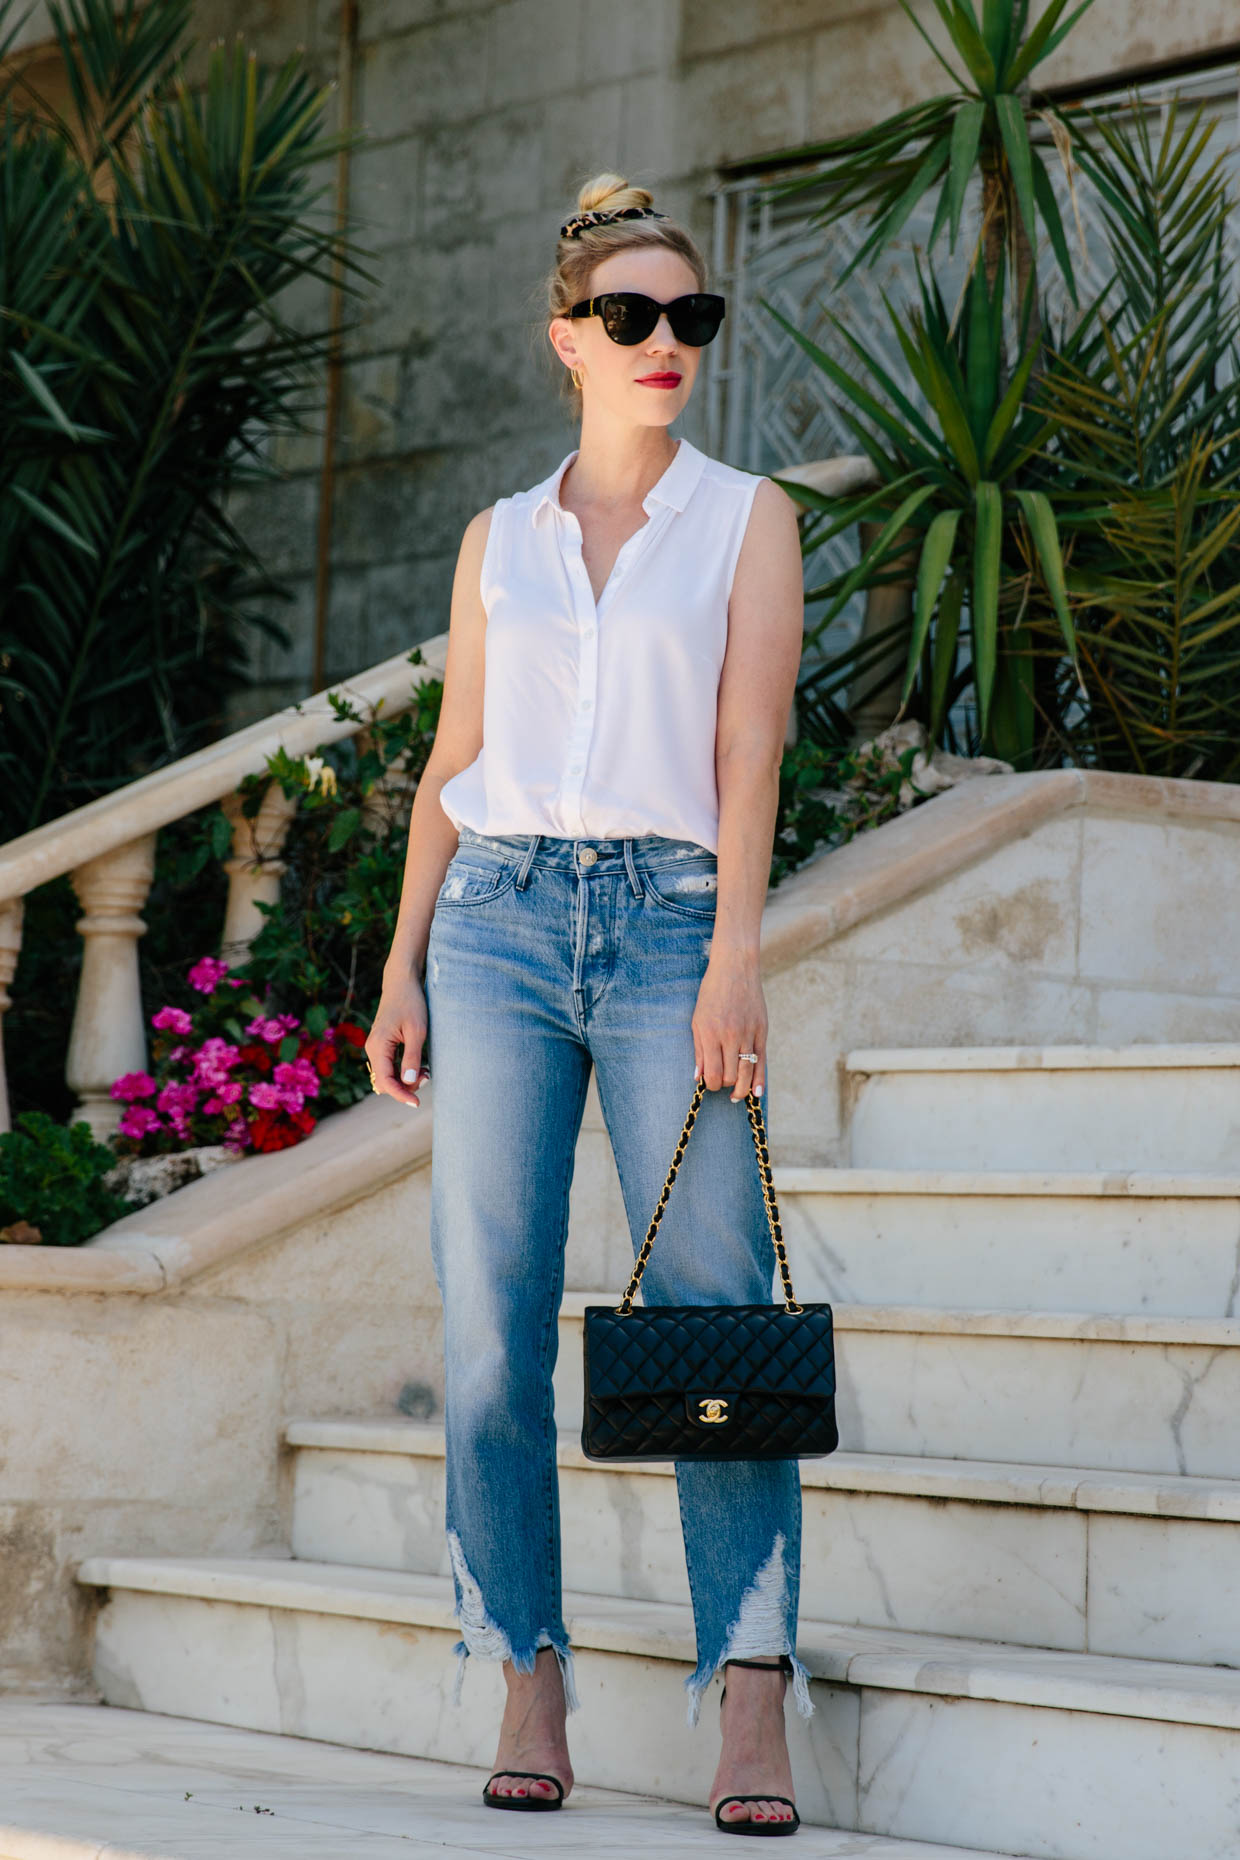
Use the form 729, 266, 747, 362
111, 1071, 156, 1103
119, 1104, 163, 1138
152, 1006, 193, 1035
202, 1081, 244, 1113
169, 1043, 193, 1065
274, 1056, 320, 1095
224, 1118, 253, 1153
188, 956, 231, 994
244, 1013, 302, 1045
192, 1037, 242, 1087
156, 1080, 202, 1118
239, 1057, 324, 1115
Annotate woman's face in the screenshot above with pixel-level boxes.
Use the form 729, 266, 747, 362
549, 244, 706, 427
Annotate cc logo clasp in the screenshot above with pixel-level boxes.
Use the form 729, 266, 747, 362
698, 1397, 729, 1424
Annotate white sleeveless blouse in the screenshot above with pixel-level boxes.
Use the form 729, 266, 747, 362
437, 436, 764, 855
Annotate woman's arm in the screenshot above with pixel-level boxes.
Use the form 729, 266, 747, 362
365, 505, 493, 1107
693, 476, 803, 1103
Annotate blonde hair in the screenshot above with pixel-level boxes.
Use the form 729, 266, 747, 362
540, 172, 709, 412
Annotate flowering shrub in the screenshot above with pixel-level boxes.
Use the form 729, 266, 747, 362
110, 956, 369, 1158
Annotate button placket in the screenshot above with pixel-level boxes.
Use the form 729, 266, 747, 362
556, 501, 671, 836
560, 518, 597, 834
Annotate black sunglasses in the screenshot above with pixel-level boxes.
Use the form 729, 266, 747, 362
568, 291, 726, 347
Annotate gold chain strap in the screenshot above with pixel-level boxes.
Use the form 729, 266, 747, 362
616, 1078, 803, 1316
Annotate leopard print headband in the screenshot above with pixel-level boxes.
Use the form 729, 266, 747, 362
559, 206, 669, 240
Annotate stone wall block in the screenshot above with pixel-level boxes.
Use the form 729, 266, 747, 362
676, 38, 812, 169
357, 15, 489, 132
489, 0, 582, 106
579, 0, 680, 82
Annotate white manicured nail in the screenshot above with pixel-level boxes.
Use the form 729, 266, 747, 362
402, 1068, 418, 1082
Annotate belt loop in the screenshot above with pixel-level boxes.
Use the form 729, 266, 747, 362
622, 836, 642, 898
516, 833, 540, 889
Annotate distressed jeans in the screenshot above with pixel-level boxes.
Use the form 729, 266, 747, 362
424, 825, 813, 1727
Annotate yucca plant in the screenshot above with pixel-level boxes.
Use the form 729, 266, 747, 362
1024, 97, 1240, 778
762, 0, 1240, 777
769, 244, 1077, 767
771, 0, 1095, 319
756, 0, 1094, 765
0, 0, 372, 839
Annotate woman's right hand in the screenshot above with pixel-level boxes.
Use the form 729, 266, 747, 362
365, 975, 429, 1108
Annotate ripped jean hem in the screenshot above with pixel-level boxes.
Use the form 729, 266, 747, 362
684, 1647, 814, 1728
446, 1527, 580, 1714
682, 1528, 814, 1728
451, 1632, 581, 1716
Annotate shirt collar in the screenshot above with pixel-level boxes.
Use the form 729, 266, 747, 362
530, 436, 707, 525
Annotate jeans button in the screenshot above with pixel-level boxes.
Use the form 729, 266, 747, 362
578, 847, 598, 866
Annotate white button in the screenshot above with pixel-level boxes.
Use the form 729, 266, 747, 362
582, 698, 593, 710
578, 847, 598, 866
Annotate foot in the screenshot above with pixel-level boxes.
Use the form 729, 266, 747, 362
487, 1646, 574, 1804
709, 1657, 797, 1829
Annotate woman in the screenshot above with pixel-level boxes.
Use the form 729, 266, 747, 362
366, 172, 808, 1836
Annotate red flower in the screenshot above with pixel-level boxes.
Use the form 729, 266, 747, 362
239, 1042, 273, 1074
335, 1021, 366, 1048
249, 1105, 318, 1153
250, 1109, 298, 1153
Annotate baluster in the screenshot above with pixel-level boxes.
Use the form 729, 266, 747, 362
66, 834, 158, 1140
218, 781, 299, 966
0, 898, 24, 1136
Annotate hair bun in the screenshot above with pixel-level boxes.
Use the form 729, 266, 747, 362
576, 172, 654, 217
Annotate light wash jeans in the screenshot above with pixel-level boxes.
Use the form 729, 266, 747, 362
424, 825, 812, 1727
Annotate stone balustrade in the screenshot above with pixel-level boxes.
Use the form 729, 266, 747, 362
0, 637, 448, 1138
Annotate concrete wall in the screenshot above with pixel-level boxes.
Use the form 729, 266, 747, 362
162, 0, 1240, 717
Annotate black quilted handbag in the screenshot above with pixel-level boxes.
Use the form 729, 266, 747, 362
581, 1079, 838, 1463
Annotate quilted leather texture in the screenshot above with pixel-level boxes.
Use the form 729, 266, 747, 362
581, 1302, 838, 1462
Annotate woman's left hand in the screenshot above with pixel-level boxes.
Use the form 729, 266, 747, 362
691, 953, 766, 1102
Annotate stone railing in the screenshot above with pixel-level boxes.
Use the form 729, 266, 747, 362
0, 636, 448, 1139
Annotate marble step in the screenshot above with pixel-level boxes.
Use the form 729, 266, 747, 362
845, 1042, 1240, 1172
777, 1168, 1240, 1317
285, 1418, 1240, 1667
76, 1554, 1240, 1860
552, 1293, 1240, 1478
0, 1699, 1010, 1860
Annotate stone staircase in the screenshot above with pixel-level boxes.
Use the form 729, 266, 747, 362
72, 1042, 1240, 1858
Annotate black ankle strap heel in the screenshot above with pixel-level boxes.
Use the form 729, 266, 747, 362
714, 1657, 800, 1837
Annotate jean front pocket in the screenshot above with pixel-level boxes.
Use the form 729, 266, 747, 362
642, 862, 719, 919
434, 855, 519, 910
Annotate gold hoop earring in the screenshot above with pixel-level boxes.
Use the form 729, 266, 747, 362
569, 364, 584, 389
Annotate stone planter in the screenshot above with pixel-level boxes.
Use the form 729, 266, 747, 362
104, 1143, 242, 1211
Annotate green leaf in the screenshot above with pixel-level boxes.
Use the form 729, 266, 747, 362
972, 480, 1003, 731
1012, 488, 1077, 662
10, 350, 84, 438
9, 484, 98, 556
327, 806, 361, 852
946, 98, 985, 245
995, 92, 1038, 253
903, 507, 962, 705
930, 571, 964, 738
